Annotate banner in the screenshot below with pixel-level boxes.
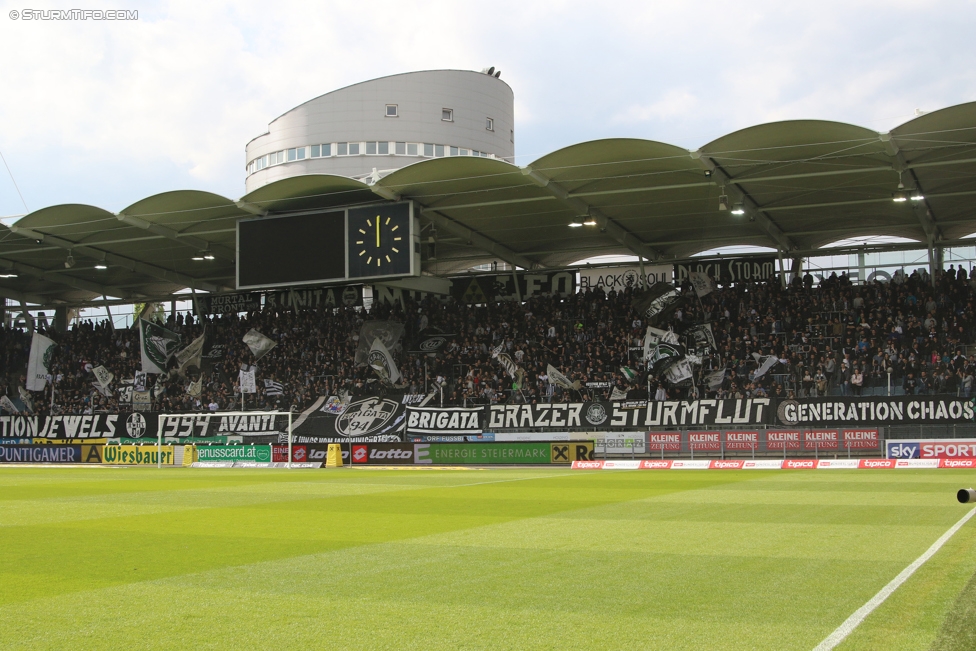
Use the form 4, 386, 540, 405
0, 444, 103, 464
196, 445, 271, 462
776, 397, 975, 426
886, 439, 976, 459
26, 332, 56, 390
414, 442, 593, 465
239, 366, 257, 394
264, 286, 362, 311
487, 399, 774, 430
200, 293, 261, 314
450, 271, 575, 303
593, 432, 646, 454
406, 407, 484, 435
345, 443, 416, 465
674, 256, 777, 285
577, 265, 673, 292
291, 396, 406, 443
102, 445, 175, 465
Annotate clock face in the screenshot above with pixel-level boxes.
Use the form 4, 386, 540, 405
347, 203, 412, 279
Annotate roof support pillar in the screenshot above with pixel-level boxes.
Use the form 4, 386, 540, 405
521, 166, 663, 262
691, 152, 796, 254
880, 133, 944, 245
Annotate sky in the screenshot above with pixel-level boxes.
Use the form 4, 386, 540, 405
1, 0, 974, 221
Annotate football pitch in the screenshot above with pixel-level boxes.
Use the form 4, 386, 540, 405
1, 467, 975, 650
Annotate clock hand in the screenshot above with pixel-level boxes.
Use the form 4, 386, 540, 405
376, 219, 380, 248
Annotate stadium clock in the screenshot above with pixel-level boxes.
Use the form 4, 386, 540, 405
347, 203, 414, 279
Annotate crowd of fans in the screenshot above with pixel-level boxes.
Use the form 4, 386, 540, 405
2, 263, 976, 416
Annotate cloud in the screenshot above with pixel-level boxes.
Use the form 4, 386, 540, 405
0, 0, 973, 216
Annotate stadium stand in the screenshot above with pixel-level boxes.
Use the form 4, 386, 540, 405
2, 264, 975, 416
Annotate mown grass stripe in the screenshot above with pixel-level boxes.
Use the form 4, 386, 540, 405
813, 506, 976, 651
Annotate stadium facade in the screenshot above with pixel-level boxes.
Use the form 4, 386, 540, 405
244, 69, 515, 191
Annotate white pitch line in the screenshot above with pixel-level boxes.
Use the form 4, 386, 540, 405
812, 505, 976, 651
449, 472, 578, 488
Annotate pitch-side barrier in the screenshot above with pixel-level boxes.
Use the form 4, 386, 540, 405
572, 459, 974, 470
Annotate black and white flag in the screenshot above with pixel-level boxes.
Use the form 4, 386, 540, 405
665, 359, 695, 385
546, 364, 579, 390
263, 379, 284, 396
632, 282, 684, 326
355, 321, 404, 365
705, 369, 726, 391
239, 364, 257, 394
409, 332, 455, 356
243, 329, 276, 361
496, 353, 519, 380
688, 271, 716, 297
649, 341, 687, 378
753, 355, 779, 379
684, 323, 716, 356
368, 338, 402, 384
176, 330, 206, 376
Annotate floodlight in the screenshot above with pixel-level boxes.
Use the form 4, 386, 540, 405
892, 191, 908, 202
582, 219, 597, 226
731, 203, 745, 216
910, 190, 924, 201
94, 264, 107, 270
718, 195, 730, 211
568, 221, 584, 228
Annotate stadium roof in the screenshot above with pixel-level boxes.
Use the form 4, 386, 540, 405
2, 101, 976, 307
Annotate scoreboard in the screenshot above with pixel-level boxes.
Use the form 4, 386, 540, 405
237, 202, 418, 290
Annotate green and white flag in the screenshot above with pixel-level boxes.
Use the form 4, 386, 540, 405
620, 366, 639, 382
26, 332, 56, 390
139, 319, 181, 374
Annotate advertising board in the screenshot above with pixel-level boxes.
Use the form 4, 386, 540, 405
0, 444, 102, 464
196, 445, 271, 463
593, 432, 646, 454
102, 445, 175, 465
414, 442, 593, 465
886, 439, 976, 459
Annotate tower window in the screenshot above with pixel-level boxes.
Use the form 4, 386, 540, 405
486, 117, 494, 131
386, 104, 398, 117
442, 108, 453, 122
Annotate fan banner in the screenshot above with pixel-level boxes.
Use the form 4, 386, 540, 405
577, 265, 673, 292
406, 407, 485, 434
449, 271, 575, 304
199, 293, 261, 314
673, 256, 777, 285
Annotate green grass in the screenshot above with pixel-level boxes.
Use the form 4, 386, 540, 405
0, 467, 974, 650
